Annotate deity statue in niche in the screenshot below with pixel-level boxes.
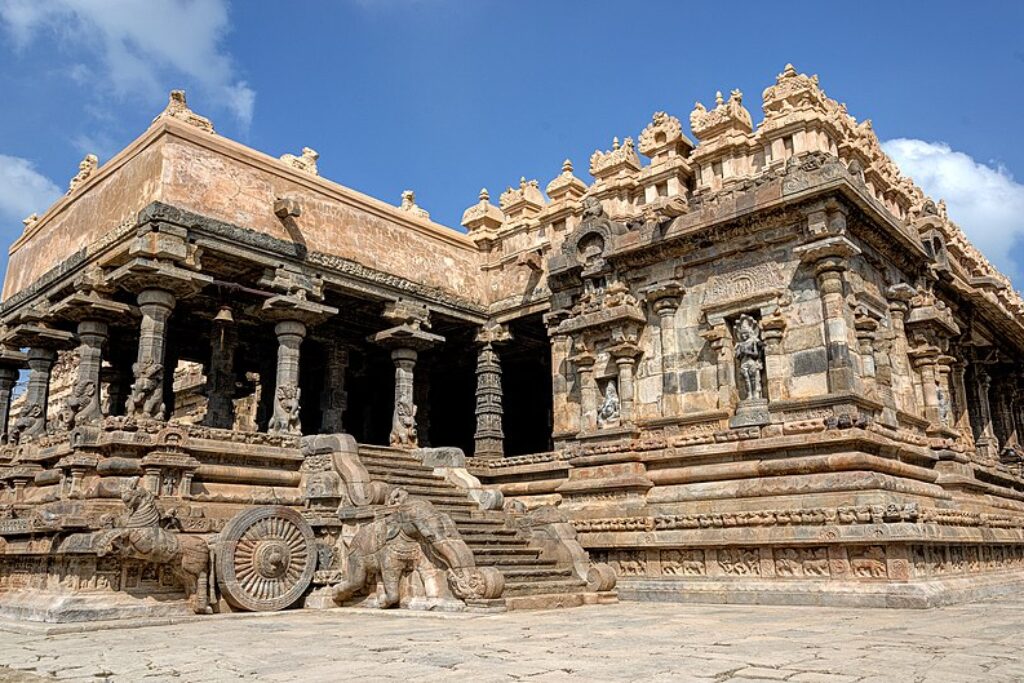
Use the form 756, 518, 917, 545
597, 379, 621, 428
734, 314, 765, 402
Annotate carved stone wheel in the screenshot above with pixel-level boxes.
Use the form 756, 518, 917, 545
216, 506, 316, 612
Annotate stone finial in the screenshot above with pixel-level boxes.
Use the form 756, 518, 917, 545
499, 177, 546, 219
22, 213, 38, 231
638, 111, 694, 160
280, 147, 319, 176
461, 188, 504, 233
67, 154, 99, 194
689, 89, 752, 141
589, 136, 642, 179
398, 190, 430, 220
153, 90, 215, 133
545, 158, 587, 201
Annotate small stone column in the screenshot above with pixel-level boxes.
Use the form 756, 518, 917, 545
473, 323, 511, 458
702, 324, 736, 412
474, 343, 504, 458
797, 237, 861, 394
390, 348, 418, 447
644, 282, 683, 418
71, 320, 108, 425
573, 351, 598, 433
267, 320, 306, 435
910, 348, 941, 428
370, 303, 443, 449
614, 356, 637, 423
886, 284, 917, 413
0, 366, 20, 442
548, 330, 577, 438
127, 288, 175, 419
319, 345, 349, 434
203, 316, 238, 429
854, 311, 878, 396
18, 348, 56, 439
950, 360, 975, 451
974, 370, 998, 461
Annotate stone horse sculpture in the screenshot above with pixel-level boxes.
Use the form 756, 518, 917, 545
332, 488, 503, 608
94, 477, 213, 613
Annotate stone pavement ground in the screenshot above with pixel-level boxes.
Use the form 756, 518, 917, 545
1, 599, 1023, 682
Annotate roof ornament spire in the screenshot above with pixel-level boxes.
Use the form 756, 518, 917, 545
546, 158, 587, 201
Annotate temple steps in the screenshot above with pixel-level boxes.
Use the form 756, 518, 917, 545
357, 443, 609, 610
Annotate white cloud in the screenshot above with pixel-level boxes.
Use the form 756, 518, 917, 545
0, 0, 255, 128
883, 138, 1024, 285
0, 154, 62, 231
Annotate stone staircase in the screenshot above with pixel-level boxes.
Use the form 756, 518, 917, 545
357, 445, 597, 610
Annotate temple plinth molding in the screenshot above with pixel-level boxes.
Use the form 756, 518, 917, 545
473, 322, 512, 459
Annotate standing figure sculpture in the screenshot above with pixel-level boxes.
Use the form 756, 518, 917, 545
597, 379, 621, 428
734, 314, 764, 402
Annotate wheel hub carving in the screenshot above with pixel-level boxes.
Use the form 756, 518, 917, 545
216, 506, 315, 612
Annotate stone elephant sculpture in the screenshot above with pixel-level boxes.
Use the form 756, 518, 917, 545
332, 488, 503, 608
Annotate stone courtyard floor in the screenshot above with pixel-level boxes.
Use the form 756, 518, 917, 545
0, 599, 1022, 682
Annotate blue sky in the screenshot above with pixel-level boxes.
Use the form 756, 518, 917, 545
1, 0, 1024, 284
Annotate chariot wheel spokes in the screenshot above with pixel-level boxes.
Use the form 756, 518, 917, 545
216, 506, 316, 612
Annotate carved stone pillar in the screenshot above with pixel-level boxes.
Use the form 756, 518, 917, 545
127, 288, 175, 420
573, 351, 598, 433
390, 348, 418, 447
203, 316, 238, 429
0, 366, 20, 443
474, 343, 504, 458
319, 345, 349, 434
813, 259, 855, 392
70, 320, 108, 426
886, 284, 918, 414
951, 360, 975, 451
910, 350, 941, 427
267, 320, 306, 435
473, 323, 511, 459
974, 370, 998, 461
701, 324, 736, 412
613, 354, 638, 424
370, 301, 443, 449
18, 348, 56, 439
644, 282, 683, 417
547, 328, 577, 439
854, 310, 878, 396
935, 355, 955, 431
761, 312, 787, 403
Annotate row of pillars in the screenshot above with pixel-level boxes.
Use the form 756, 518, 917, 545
0, 287, 515, 459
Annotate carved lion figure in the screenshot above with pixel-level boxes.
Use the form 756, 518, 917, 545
125, 360, 165, 419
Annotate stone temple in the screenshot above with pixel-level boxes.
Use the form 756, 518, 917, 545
1, 65, 1023, 621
